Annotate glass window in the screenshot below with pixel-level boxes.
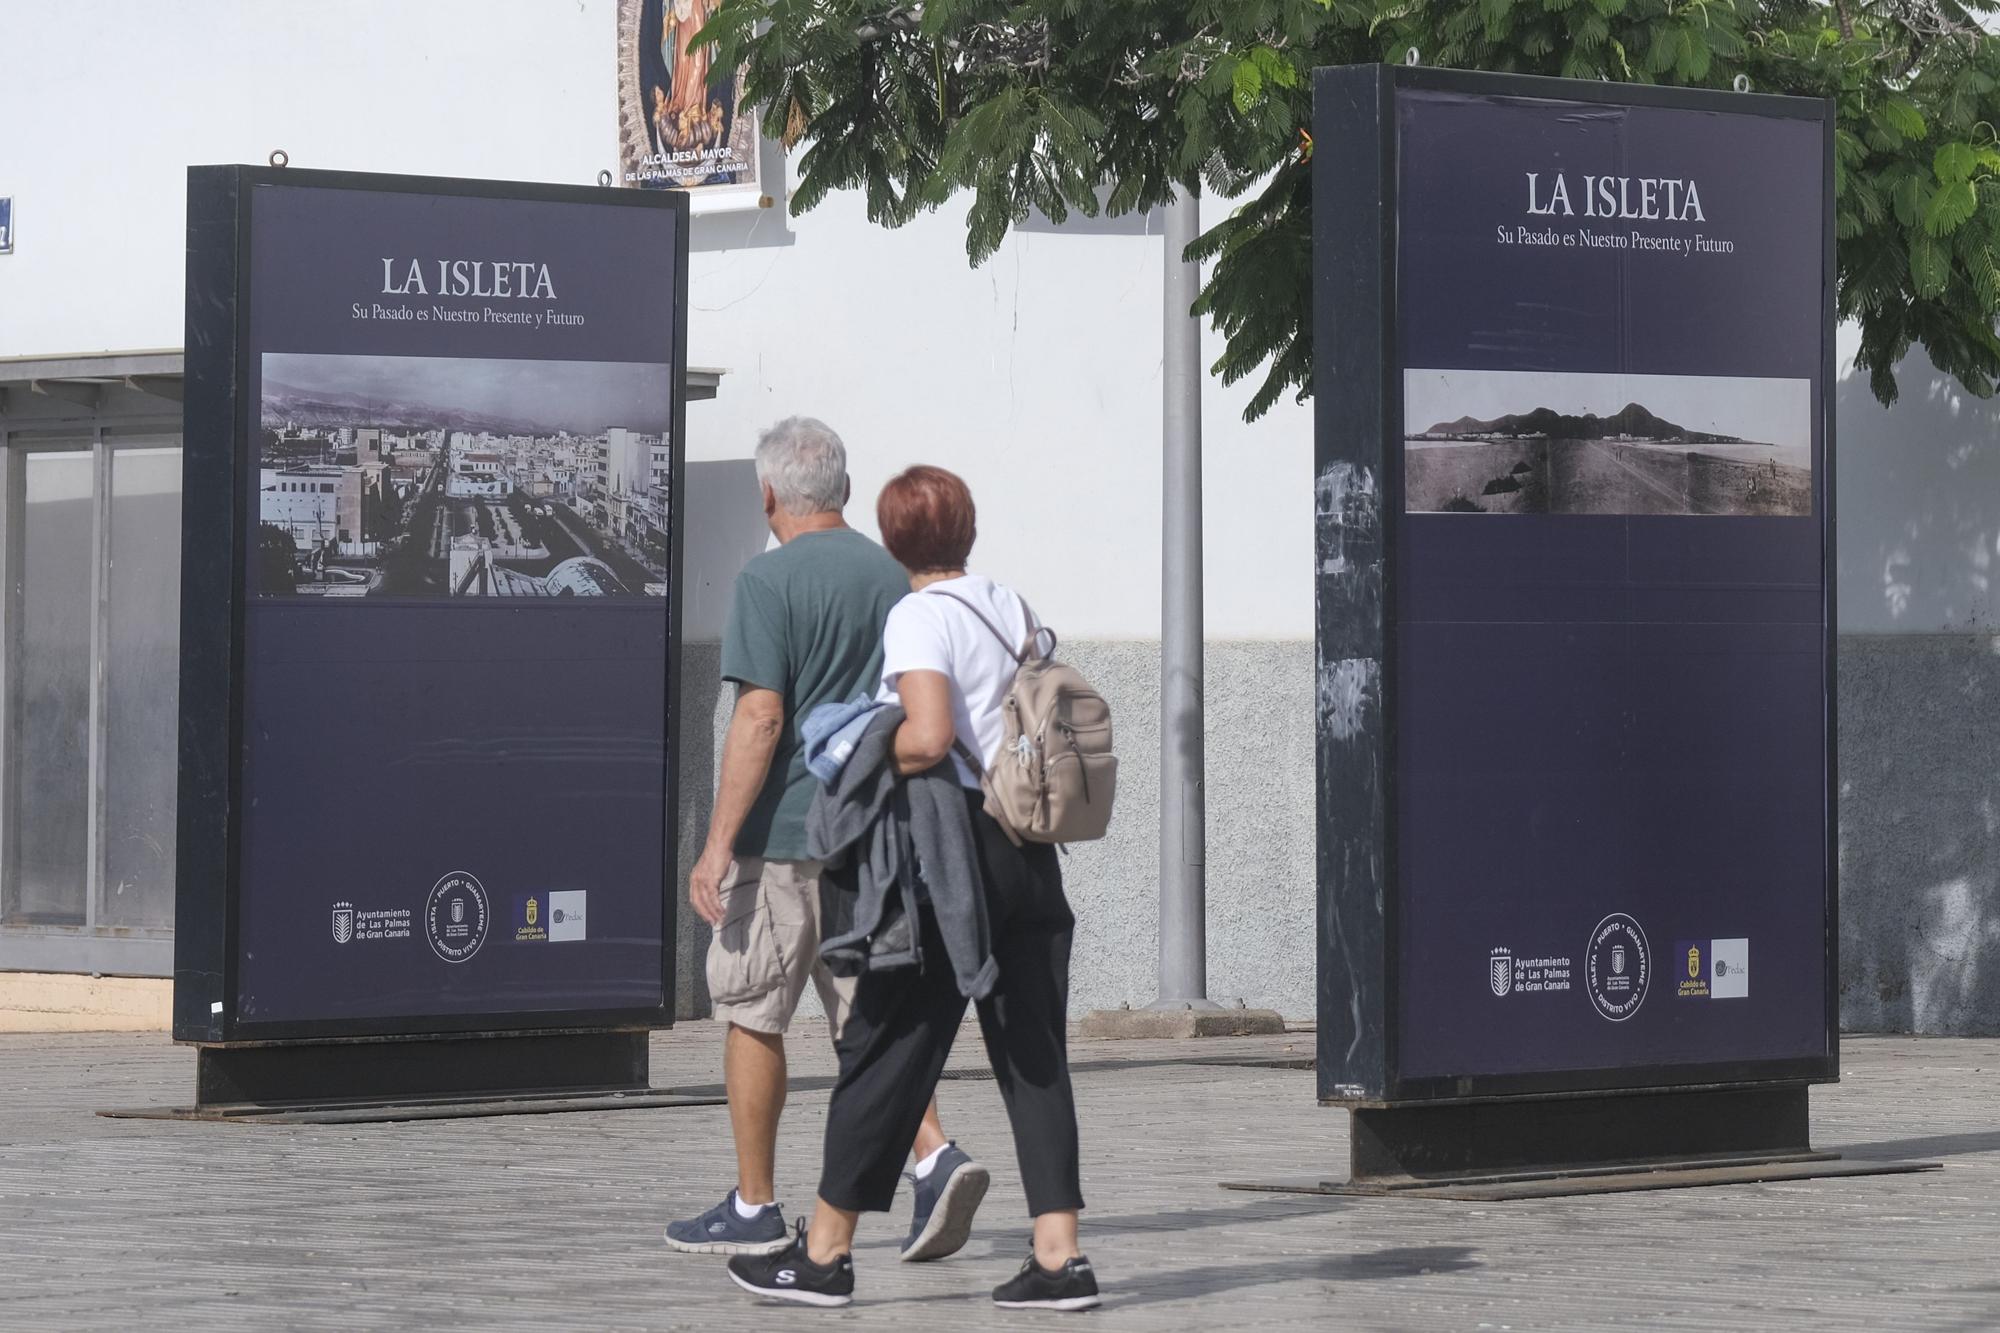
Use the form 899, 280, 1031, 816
102, 444, 181, 929
10, 449, 94, 925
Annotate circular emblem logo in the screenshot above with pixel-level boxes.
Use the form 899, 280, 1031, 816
1584, 912, 1650, 1021
425, 871, 490, 964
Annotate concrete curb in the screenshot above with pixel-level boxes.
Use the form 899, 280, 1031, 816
1077, 1007, 1288, 1040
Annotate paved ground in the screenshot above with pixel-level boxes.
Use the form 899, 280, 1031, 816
2, 1026, 1997, 1331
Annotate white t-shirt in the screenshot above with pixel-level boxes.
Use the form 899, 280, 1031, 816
877, 573, 1035, 788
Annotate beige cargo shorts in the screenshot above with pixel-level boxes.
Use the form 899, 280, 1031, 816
706, 856, 857, 1037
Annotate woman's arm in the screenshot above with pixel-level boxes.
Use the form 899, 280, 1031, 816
891, 670, 958, 775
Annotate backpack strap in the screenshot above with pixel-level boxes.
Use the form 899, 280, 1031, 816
927, 588, 1025, 663
929, 588, 1053, 662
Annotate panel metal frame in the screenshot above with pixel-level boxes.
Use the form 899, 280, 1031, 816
174, 165, 688, 1045
1313, 65, 1838, 1105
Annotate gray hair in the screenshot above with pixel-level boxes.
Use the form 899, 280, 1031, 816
754, 416, 850, 515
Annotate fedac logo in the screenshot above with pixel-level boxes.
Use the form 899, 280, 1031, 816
1676, 938, 1749, 1000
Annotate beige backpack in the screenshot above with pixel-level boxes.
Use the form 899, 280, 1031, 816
932, 590, 1118, 845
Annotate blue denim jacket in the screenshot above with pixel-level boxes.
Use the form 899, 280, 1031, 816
801, 694, 889, 784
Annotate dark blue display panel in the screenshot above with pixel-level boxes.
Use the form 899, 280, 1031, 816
1392, 89, 1828, 1082
215, 178, 681, 1032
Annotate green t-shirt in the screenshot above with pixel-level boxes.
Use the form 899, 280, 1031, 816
720, 527, 910, 859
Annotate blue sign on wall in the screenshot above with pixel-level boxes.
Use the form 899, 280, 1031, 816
0, 198, 13, 254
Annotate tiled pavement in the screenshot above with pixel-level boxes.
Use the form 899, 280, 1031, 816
2, 1025, 1998, 1331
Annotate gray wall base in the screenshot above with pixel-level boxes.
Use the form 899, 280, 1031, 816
1839, 632, 2000, 1034
674, 638, 1318, 1022
681, 630, 2000, 1031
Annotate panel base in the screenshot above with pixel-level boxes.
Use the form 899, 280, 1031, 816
1222, 1155, 1940, 1201
1222, 1085, 1941, 1199
98, 1030, 721, 1123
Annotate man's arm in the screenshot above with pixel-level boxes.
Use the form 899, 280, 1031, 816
688, 684, 785, 927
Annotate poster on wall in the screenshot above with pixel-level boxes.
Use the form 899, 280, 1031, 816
616, 0, 763, 203
176, 167, 688, 1042
1312, 68, 1833, 1103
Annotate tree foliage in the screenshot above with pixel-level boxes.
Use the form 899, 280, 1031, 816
703, 0, 2000, 417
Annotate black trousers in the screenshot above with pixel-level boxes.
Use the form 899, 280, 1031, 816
818, 794, 1084, 1217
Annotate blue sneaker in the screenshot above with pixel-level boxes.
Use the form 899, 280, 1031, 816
899, 1143, 991, 1262
665, 1190, 791, 1256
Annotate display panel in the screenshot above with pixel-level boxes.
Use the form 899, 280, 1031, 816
176, 168, 685, 1041
1312, 68, 1834, 1102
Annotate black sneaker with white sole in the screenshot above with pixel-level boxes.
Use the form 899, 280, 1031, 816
992, 1254, 1101, 1311
726, 1221, 855, 1308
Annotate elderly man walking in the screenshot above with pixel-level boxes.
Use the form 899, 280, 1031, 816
666, 418, 988, 1262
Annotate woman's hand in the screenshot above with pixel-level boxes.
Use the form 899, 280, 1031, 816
892, 670, 958, 775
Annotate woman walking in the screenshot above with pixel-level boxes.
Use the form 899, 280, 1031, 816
726, 465, 1098, 1311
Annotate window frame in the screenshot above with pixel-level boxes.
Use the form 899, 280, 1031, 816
0, 412, 181, 977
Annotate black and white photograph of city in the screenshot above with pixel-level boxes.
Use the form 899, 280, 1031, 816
257, 353, 674, 598
1404, 368, 1812, 517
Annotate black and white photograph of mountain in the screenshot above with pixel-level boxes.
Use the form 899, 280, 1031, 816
1404, 369, 1813, 517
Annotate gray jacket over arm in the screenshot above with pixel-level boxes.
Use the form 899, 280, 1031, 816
806, 706, 999, 1000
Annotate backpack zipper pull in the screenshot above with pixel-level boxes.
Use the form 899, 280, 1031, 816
1060, 722, 1089, 803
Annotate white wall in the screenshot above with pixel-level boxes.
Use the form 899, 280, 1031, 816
1835, 324, 2000, 633
0, 0, 1313, 641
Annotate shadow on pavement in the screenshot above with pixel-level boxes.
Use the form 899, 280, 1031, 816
849, 1196, 1349, 1257
1099, 1246, 1482, 1310
1831, 1128, 2000, 1161
854, 1245, 1483, 1311
1061, 1195, 1349, 1238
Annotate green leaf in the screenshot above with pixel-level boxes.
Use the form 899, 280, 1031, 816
1232, 59, 1262, 115
1648, 27, 1682, 75
1251, 47, 1298, 89
1678, 36, 1711, 82
1928, 180, 1979, 236
1974, 261, 2000, 310
1883, 97, 1928, 141
1893, 171, 1936, 229
1912, 233, 1952, 298
1936, 143, 1981, 184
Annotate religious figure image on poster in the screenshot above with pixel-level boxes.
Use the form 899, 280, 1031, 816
617, 0, 760, 194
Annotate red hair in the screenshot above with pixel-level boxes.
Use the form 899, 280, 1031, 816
877, 465, 977, 572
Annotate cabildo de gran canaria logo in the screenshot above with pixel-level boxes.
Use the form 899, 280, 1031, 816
513, 892, 548, 944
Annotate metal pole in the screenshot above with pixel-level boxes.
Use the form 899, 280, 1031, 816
1152, 185, 1219, 1011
